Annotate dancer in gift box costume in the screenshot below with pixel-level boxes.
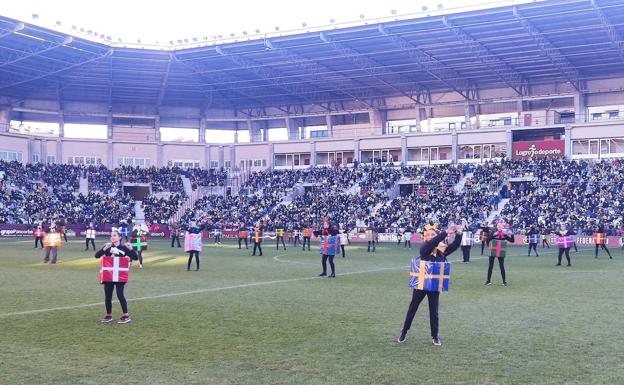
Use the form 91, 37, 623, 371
339, 227, 349, 258
169, 220, 182, 248
554, 224, 575, 267
237, 222, 249, 249
130, 225, 148, 268
85, 223, 96, 251
43, 221, 62, 264
211, 223, 222, 245
302, 225, 312, 251
315, 221, 340, 278
95, 228, 138, 324
292, 226, 302, 247
593, 224, 612, 259
275, 221, 287, 251
484, 221, 514, 286
403, 226, 413, 249
33, 224, 44, 249
366, 223, 377, 253
185, 222, 205, 271
397, 223, 462, 346
460, 221, 474, 263
526, 225, 540, 257
252, 221, 265, 256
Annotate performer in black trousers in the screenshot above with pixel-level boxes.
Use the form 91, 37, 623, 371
541, 227, 551, 249
292, 226, 301, 247
95, 229, 138, 324
460, 222, 473, 263
237, 222, 249, 249
275, 222, 287, 250
594, 224, 613, 259
526, 225, 540, 257
479, 222, 490, 255
554, 225, 574, 267
186, 222, 205, 271
252, 222, 264, 256
302, 226, 311, 251
485, 223, 514, 286
398, 224, 462, 346
170, 221, 182, 248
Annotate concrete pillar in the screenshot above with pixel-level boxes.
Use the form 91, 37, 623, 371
205, 144, 211, 169
465, 104, 479, 130
353, 139, 360, 163
286, 117, 300, 140
107, 113, 113, 140
451, 129, 458, 164
401, 135, 407, 165
56, 139, 63, 164
574, 91, 586, 123
325, 114, 333, 138
247, 119, 262, 142
369, 109, 385, 135
155, 116, 161, 143
199, 118, 206, 143
230, 145, 236, 169
107, 140, 114, 169
218, 145, 224, 168
26, 137, 33, 164
41, 139, 47, 163
310, 141, 316, 167
506, 128, 513, 159
269, 143, 275, 170
564, 126, 572, 160
234, 130, 239, 143
58, 111, 65, 138
0, 106, 12, 131
516, 100, 524, 127
157, 143, 164, 167
415, 107, 427, 132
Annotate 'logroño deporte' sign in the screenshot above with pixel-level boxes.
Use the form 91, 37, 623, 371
512, 140, 565, 160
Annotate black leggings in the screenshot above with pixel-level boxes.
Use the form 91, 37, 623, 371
461, 245, 471, 262
276, 236, 286, 250
171, 236, 181, 248
187, 251, 199, 270
86, 238, 95, 250
367, 241, 376, 252
481, 239, 490, 255
238, 237, 248, 249
104, 282, 128, 314
487, 257, 506, 283
542, 239, 550, 248
253, 242, 263, 256
557, 248, 571, 265
528, 243, 538, 256
321, 254, 335, 275
302, 237, 311, 250
293, 236, 300, 246
341, 244, 346, 258
137, 251, 143, 265
401, 290, 440, 338
34, 237, 43, 248
595, 244, 612, 258
404, 240, 411, 248
214, 235, 221, 243
62, 232, 68, 242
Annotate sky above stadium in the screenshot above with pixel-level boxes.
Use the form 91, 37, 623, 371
1, 0, 535, 48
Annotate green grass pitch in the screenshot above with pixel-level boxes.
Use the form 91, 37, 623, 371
1, 237, 623, 385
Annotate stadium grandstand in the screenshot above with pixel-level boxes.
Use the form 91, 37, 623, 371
2, 0, 624, 384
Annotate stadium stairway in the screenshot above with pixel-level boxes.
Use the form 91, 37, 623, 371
454, 172, 473, 193
181, 176, 193, 196
485, 197, 510, 224
134, 201, 145, 223
79, 174, 89, 195
345, 183, 360, 195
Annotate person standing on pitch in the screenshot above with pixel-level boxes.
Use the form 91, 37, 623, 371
339, 227, 348, 258
397, 223, 462, 346
404, 226, 412, 249
237, 222, 249, 249
479, 221, 490, 255
541, 226, 551, 249
460, 221, 473, 263
252, 221, 264, 256
526, 225, 540, 257
43, 221, 62, 264
130, 224, 147, 268
485, 221, 514, 286
95, 228, 138, 324
170, 220, 182, 248
85, 223, 96, 251
275, 221, 286, 251
212, 223, 222, 245
302, 225, 311, 251
185, 221, 205, 271
554, 224, 574, 267
292, 225, 301, 247
316, 222, 340, 278
33, 224, 44, 249
366, 223, 376, 253
594, 224, 612, 259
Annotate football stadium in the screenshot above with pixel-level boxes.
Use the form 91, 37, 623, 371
1, 0, 624, 384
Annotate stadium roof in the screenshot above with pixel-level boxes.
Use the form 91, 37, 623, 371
1, 0, 624, 111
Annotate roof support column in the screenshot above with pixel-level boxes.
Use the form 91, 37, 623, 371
574, 91, 587, 123
451, 129, 458, 164
565, 126, 572, 160
0, 106, 12, 132
506, 128, 513, 159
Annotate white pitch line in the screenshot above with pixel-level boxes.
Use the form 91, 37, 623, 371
0, 249, 600, 319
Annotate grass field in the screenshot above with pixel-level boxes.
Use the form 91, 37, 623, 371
1, 237, 624, 385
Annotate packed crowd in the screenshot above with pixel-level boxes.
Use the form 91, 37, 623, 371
0, 159, 623, 237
